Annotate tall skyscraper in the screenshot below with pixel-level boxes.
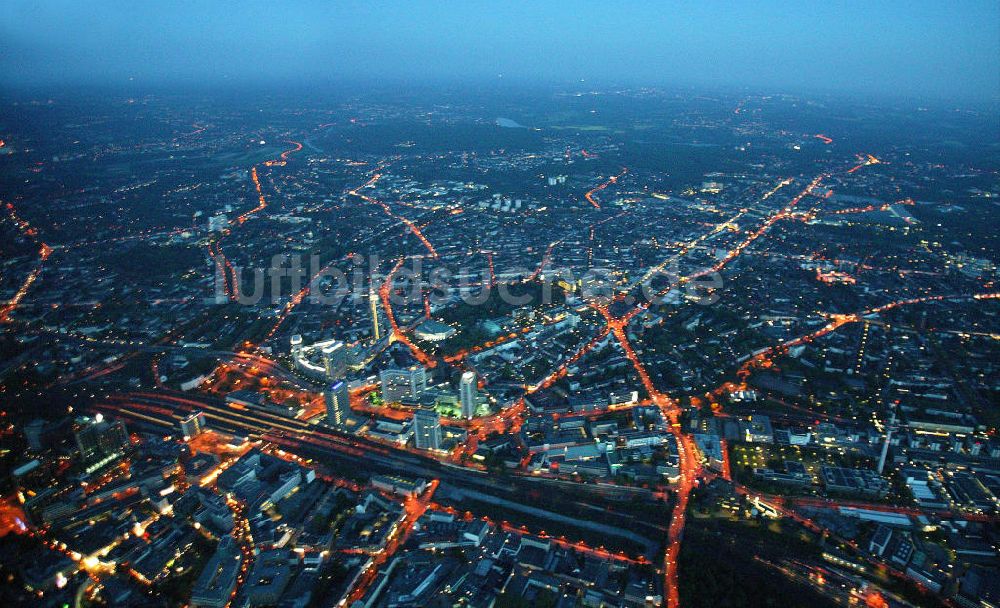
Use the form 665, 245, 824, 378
459, 370, 477, 419
180, 411, 206, 439
413, 408, 441, 451
289, 334, 303, 357
322, 341, 347, 381
73, 414, 129, 468
325, 381, 351, 428
369, 285, 383, 343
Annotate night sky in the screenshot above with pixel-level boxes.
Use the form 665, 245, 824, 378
2, 1, 998, 101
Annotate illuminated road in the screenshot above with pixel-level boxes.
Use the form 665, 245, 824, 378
242, 141, 303, 225
379, 256, 436, 366
827, 197, 914, 217
253, 212, 410, 349
847, 153, 881, 174
734, 292, 1000, 378
528, 327, 611, 393
100, 268, 1000, 607
627, 207, 749, 295
443, 326, 532, 364
591, 303, 699, 608
348, 172, 439, 258
584, 168, 627, 209
663, 173, 828, 304
0, 242, 51, 322
264, 140, 303, 166
484, 250, 497, 286
518, 239, 562, 284
622, 176, 803, 323
427, 501, 648, 564
207, 239, 236, 300
342, 479, 439, 604
500, 174, 832, 606
209, 140, 306, 301
237, 166, 269, 225
1, 200, 53, 323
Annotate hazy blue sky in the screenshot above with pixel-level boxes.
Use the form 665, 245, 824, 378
3, 1, 998, 100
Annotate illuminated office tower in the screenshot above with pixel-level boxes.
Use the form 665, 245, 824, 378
73, 414, 129, 471
325, 381, 350, 427
413, 408, 441, 450
180, 411, 206, 439
459, 371, 477, 419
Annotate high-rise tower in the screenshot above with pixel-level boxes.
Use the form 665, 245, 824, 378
459, 371, 477, 419
369, 285, 382, 343
325, 381, 350, 428
877, 407, 897, 475
413, 408, 441, 450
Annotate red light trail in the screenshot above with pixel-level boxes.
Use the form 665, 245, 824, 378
484, 251, 497, 286
63, 134, 998, 608
236, 166, 268, 225
342, 480, 439, 604
348, 172, 439, 258
584, 168, 627, 209
847, 153, 881, 174
380, 257, 436, 366
206, 240, 236, 301
572, 172, 892, 605
827, 198, 914, 217
207, 141, 306, 303
264, 140, 303, 166
427, 502, 648, 564
1, 201, 53, 323
588, 302, 700, 607
444, 326, 532, 364
518, 240, 562, 285
621, 175, 825, 326
731, 292, 1000, 392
